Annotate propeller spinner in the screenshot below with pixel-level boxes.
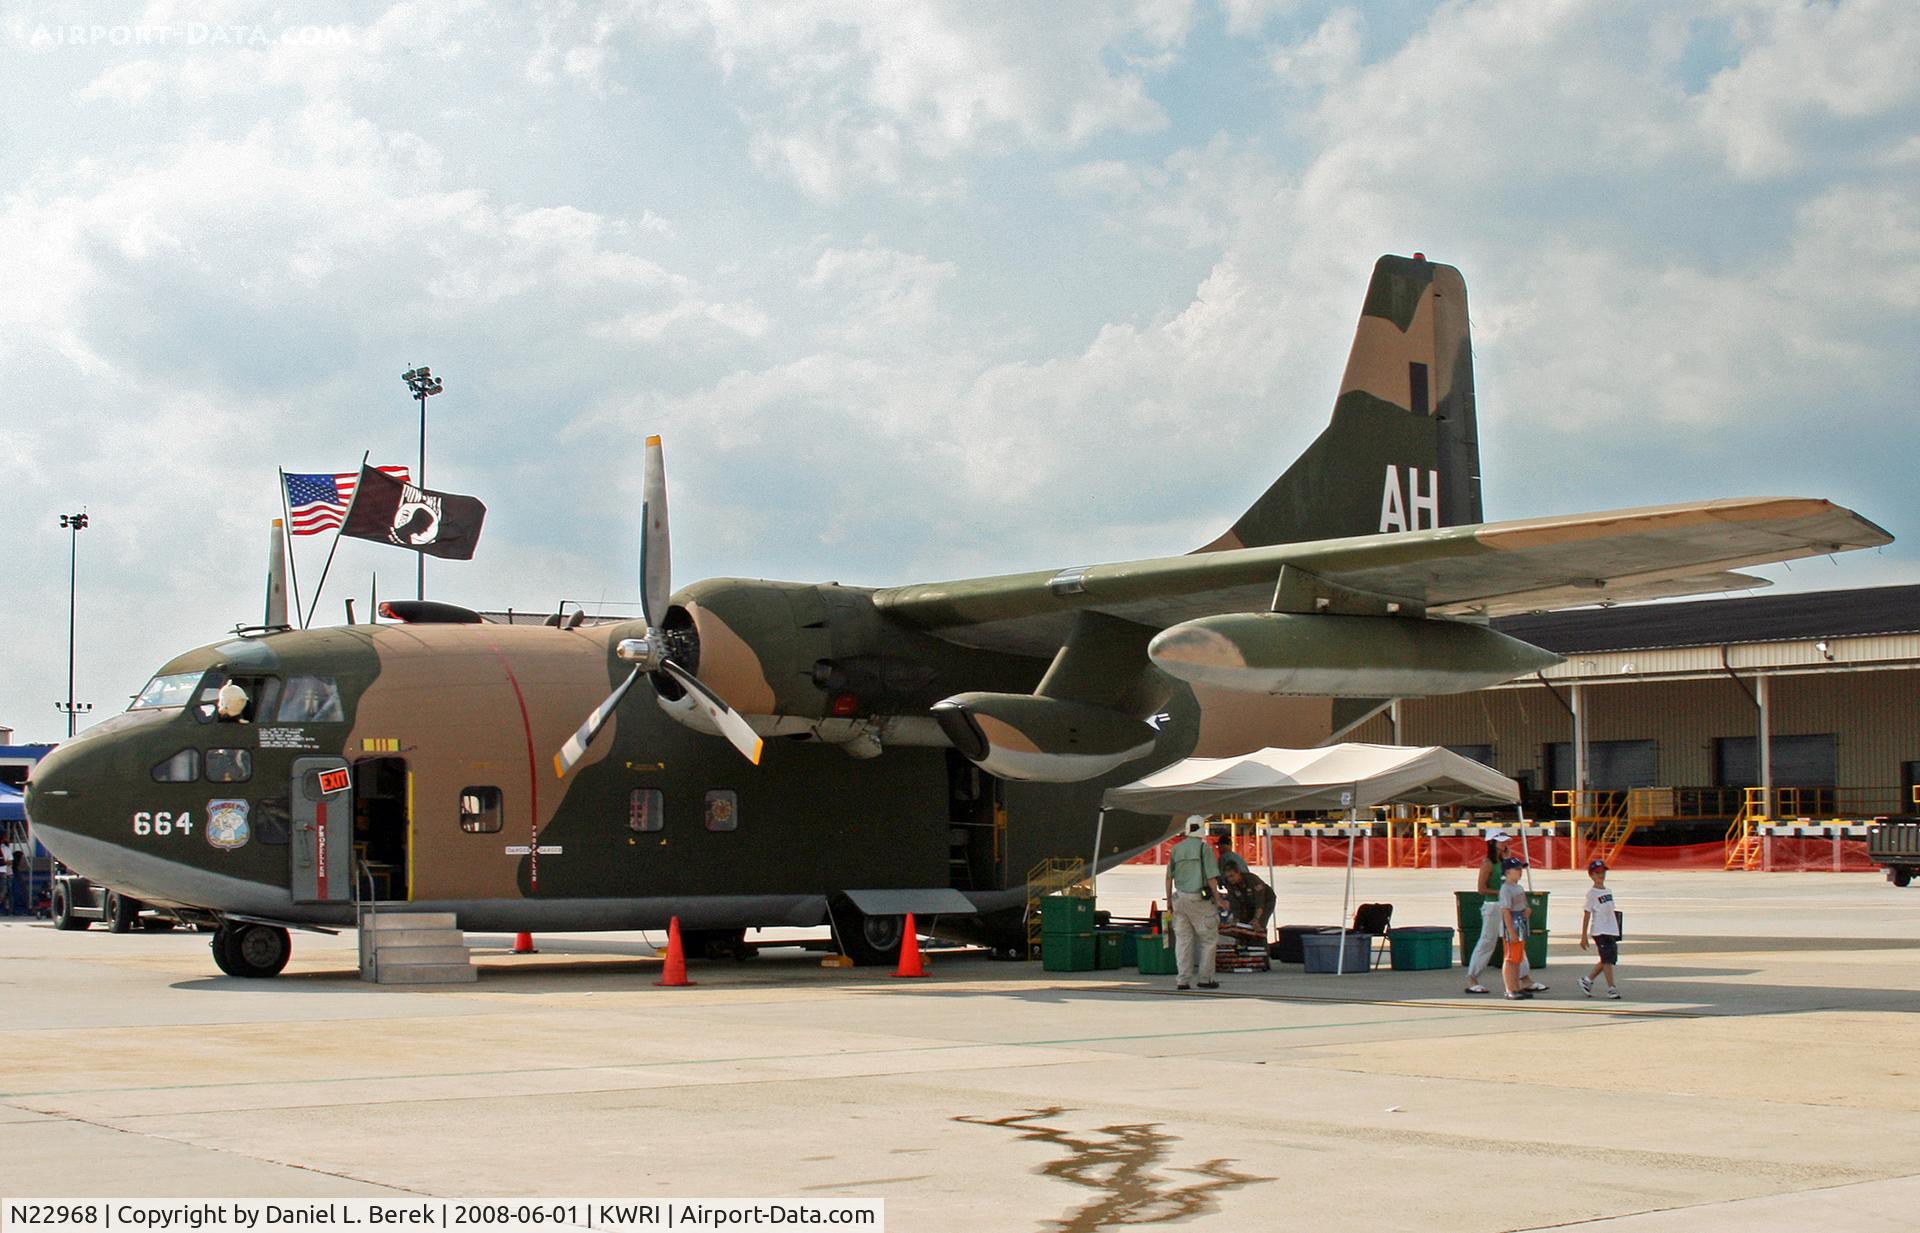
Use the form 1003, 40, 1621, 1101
553, 437, 765, 777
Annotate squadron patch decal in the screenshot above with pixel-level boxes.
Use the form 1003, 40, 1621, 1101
206, 799, 251, 850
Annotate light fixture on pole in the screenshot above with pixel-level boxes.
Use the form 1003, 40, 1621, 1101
57, 511, 92, 738
401, 366, 444, 600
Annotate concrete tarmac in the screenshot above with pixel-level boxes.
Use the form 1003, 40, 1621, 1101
3, 866, 1918, 1232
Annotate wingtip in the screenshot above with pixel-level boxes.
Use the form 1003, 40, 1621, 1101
552, 753, 569, 779
750, 740, 764, 765
645, 434, 662, 447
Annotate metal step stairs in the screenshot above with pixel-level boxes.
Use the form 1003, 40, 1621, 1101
1724, 788, 1769, 871
358, 911, 478, 984
1024, 857, 1088, 953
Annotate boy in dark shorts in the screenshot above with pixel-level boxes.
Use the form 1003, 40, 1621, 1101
1497, 858, 1534, 1000
1579, 858, 1622, 999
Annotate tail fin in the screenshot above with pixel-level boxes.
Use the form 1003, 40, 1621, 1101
1200, 253, 1482, 551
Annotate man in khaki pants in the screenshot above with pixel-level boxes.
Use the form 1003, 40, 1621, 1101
1164, 816, 1226, 990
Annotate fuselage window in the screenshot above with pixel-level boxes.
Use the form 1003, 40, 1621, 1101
130, 671, 204, 711
151, 749, 200, 783
704, 790, 738, 832
256, 796, 292, 845
278, 676, 344, 723
629, 788, 664, 833
460, 787, 504, 834
205, 749, 253, 783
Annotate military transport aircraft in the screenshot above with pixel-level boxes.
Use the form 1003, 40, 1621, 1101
25, 254, 1891, 977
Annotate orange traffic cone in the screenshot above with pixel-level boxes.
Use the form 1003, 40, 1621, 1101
513, 932, 537, 954
893, 912, 927, 978
1149, 901, 1161, 932
655, 916, 694, 987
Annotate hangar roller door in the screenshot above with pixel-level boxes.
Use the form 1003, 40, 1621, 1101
1713, 735, 1837, 788
1546, 740, 1657, 791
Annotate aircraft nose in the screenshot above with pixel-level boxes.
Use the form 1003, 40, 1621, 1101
24, 733, 110, 845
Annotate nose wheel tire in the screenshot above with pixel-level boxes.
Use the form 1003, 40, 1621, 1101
211, 923, 291, 978
51, 883, 90, 931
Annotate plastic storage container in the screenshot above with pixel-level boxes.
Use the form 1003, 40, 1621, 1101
1300, 930, 1373, 974
1095, 931, 1125, 970
1388, 926, 1455, 970
1040, 895, 1095, 934
1272, 924, 1339, 964
1042, 932, 1096, 972
1137, 935, 1179, 974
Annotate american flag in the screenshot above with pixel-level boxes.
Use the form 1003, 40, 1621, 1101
284, 467, 411, 535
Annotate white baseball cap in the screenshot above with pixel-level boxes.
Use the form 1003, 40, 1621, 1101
1182, 815, 1209, 836
1488, 830, 1512, 842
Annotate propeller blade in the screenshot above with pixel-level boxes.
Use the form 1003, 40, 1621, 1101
553, 665, 642, 778
640, 435, 670, 628
660, 658, 764, 765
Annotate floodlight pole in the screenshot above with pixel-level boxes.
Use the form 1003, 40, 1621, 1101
57, 511, 92, 738
401, 366, 445, 600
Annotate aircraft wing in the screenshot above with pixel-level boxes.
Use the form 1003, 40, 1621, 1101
874, 497, 1892, 655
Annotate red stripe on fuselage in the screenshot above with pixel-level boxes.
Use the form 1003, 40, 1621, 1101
315, 800, 329, 899
483, 636, 542, 893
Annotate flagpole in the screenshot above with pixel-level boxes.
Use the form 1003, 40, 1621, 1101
306, 452, 368, 629
277, 468, 306, 627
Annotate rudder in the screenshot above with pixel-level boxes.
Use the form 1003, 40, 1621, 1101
1200, 253, 1482, 551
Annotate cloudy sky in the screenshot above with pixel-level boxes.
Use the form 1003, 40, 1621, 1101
3, 0, 1916, 743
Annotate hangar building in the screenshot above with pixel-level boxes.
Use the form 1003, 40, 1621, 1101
1348, 583, 1920, 836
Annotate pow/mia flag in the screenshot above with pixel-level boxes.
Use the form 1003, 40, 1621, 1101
339, 464, 487, 560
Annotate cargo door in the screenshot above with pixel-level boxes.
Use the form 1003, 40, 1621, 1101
291, 755, 353, 904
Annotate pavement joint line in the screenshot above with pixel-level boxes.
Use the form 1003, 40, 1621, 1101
1503, 1169, 1920, 1230
18, 1102, 435, 1196
1075, 983, 1707, 1018
0, 1012, 1504, 1101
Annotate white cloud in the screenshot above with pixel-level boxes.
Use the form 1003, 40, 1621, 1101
1268, 7, 1363, 89
619, 0, 1194, 199
1695, 0, 1920, 178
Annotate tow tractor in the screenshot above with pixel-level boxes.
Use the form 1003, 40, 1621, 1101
49, 870, 180, 933
1867, 787, 1920, 888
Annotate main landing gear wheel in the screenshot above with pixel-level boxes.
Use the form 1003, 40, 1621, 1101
51, 883, 89, 931
107, 891, 140, 934
1895, 868, 1913, 888
211, 923, 291, 978
832, 903, 907, 967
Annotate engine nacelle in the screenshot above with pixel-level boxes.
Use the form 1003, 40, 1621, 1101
931, 692, 1160, 783
653, 579, 1041, 751
1148, 612, 1561, 697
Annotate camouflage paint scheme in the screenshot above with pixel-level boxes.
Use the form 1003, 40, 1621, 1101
25, 255, 1892, 957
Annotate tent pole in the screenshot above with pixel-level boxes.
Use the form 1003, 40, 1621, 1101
1337, 802, 1357, 976
1264, 813, 1277, 944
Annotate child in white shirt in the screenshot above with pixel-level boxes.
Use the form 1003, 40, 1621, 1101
1579, 859, 1622, 999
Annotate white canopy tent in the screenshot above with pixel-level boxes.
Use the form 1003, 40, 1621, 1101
1104, 744, 1522, 975
1103, 743, 1521, 814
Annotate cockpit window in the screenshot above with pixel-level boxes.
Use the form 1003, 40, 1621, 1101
205, 749, 253, 783
194, 676, 283, 724
151, 749, 200, 782
130, 672, 204, 711
278, 676, 344, 723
